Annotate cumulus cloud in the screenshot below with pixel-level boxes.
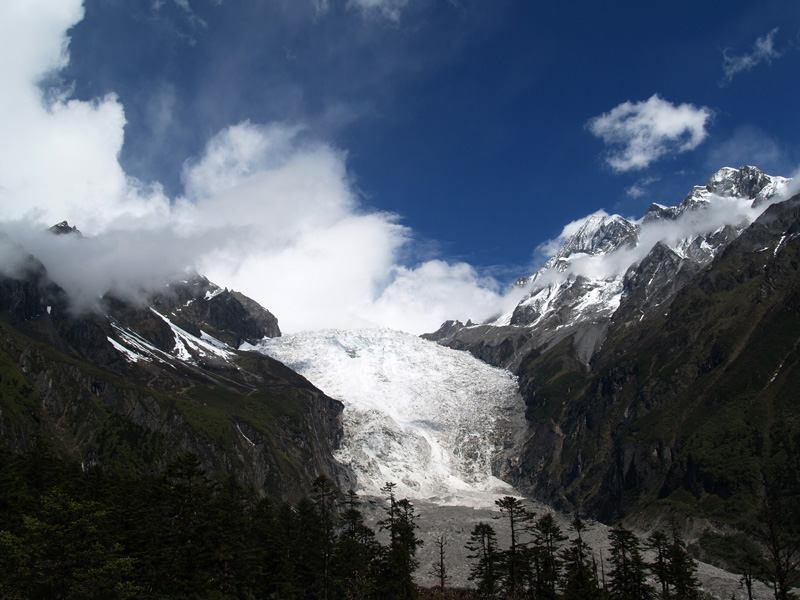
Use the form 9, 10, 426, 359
0, 0, 512, 335
362, 260, 508, 334
178, 121, 511, 332
722, 28, 781, 84
587, 94, 713, 173
0, 0, 172, 232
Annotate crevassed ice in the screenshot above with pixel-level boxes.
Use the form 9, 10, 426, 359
253, 329, 525, 507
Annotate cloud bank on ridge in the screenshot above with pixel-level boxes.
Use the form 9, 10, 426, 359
0, 0, 510, 335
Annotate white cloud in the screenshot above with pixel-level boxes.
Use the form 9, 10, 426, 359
0, 1, 513, 335
180, 123, 509, 333
587, 94, 713, 173
626, 176, 661, 199
722, 28, 781, 84
5, 222, 205, 312
0, 0, 171, 233
347, 0, 410, 21
362, 260, 507, 334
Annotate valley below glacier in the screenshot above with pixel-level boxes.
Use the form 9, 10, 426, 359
251, 328, 772, 598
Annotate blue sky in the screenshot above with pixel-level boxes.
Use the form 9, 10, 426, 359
1, 0, 799, 333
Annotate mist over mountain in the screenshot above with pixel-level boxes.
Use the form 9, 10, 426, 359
426, 166, 795, 367
426, 165, 800, 528
2, 164, 800, 596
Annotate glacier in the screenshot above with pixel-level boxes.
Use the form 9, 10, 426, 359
251, 328, 526, 507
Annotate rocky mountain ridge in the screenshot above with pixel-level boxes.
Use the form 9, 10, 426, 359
2, 165, 799, 533
426, 165, 800, 526
0, 231, 350, 499
424, 166, 790, 368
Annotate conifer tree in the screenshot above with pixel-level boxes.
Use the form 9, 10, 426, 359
158, 453, 220, 597
530, 512, 566, 599
561, 517, 601, 600
665, 522, 699, 600
754, 497, 800, 600
495, 495, 533, 599
379, 482, 422, 599
293, 496, 329, 600
647, 530, 671, 598
466, 522, 500, 599
312, 476, 340, 600
608, 524, 652, 600
334, 489, 379, 600
251, 496, 297, 599
16, 487, 139, 599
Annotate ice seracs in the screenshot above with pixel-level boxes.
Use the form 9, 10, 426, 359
252, 328, 526, 507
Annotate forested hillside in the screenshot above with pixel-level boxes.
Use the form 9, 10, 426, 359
1, 450, 797, 599
0, 235, 348, 499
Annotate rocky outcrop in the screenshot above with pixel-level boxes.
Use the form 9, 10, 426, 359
425, 167, 798, 526
0, 240, 349, 500
507, 192, 800, 525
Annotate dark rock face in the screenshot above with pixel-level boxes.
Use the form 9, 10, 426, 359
0, 240, 347, 500
708, 165, 776, 202
0, 236, 67, 324
506, 193, 800, 524
122, 276, 281, 349
48, 221, 82, 236
425, 168, 798, 526
423, 322, 536, 371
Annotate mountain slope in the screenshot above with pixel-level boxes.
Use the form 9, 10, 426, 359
427, 166, 800, 526
425, 166, 790, 369
0, 233, 349, 499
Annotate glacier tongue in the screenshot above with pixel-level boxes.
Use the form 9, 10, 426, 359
252, 328, 525, 507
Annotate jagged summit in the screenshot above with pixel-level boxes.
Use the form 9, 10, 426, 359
647, 165, 789, 223
425, 166, 793, 368
707, 164, 787, 205
48, 220, 82, 236
556, 213, 639, 260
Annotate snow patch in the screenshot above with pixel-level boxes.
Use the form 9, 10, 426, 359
150, 309, 235, 363
236, 423, 256, 447
107, 336, 149, 363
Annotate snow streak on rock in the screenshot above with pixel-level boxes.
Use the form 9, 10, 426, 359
253, 329, 525, 507
495, 166, 792, 331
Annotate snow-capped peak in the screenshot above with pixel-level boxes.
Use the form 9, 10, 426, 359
481, 166, 794, 363
557, 213, 639, 259
707, 165, 781, 202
